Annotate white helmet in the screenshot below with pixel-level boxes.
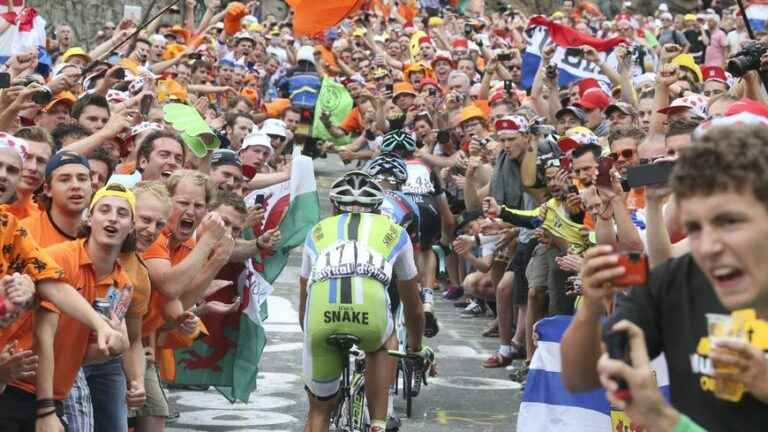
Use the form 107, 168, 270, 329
297, 45, 316, 65
329, 171, 384, 211
261, 118, 287, 137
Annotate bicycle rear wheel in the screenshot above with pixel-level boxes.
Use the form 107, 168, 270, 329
401, 360, 413, 418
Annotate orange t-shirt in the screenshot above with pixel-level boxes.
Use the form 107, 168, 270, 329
626, 187, 646, 211
20, 208, 77, 247
120, 252, 151, 318
0, 212, 67, 349
339, 107, 362, 134
7, 195, 41, 220
11, 239, 133, 399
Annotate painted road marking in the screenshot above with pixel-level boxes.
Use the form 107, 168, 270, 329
435, 409, 508, 426
430, 376, 522, 391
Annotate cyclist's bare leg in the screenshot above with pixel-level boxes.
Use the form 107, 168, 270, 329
366, 333, 398, 424
304, 390, 336, 432
419, 249, 436, 291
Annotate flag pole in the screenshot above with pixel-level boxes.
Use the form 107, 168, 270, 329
99, 0, 183, 61
736, 0, 756, 40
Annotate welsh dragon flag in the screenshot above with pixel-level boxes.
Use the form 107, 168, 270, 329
174, 147, 320, 402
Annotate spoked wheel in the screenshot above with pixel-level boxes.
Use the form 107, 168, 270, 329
401, 360, 413, 418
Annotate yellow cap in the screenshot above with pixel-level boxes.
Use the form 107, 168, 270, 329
157, 79, 188, 103
551, 11, 565, 19
672, 53, 703, 83
352, 27, 367, 37
458, 105, 487, 124
684, 14, 697, 21
90, 184, 136, 216
61, 47, 91, 63
427, 17, 444, 27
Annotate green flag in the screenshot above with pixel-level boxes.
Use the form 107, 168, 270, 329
312, 76, 354, 146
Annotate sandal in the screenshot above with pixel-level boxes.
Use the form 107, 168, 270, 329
481, 352, 513, 368
508, 341, 526, 360
482, 321, 499, 337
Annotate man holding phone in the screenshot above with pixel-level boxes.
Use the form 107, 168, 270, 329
561, 125, 768, 430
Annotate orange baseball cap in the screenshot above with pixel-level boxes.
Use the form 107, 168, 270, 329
41, 91, 76, 113
393, 82, 417, 99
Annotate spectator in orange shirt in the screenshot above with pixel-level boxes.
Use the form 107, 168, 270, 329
0, 185, 133, 432
7, 127, 53, 220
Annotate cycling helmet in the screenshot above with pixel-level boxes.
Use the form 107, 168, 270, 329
366, 154, 408, 184
329, 171, 384, 211
380, 129, 417, 154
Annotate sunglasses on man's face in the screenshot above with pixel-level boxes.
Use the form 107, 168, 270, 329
608, 148, 636, 161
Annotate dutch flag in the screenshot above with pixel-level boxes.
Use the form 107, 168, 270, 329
517, 315, 670, 431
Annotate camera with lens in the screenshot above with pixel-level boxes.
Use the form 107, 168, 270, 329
530, 117, 556, 137
21, 76, 52, 106
545, 63, 557, 80
726, 41, 768, 78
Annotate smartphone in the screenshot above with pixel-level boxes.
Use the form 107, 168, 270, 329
503, 80, 513, 93
0, 72, 9, 89
123, 5, 143, 24
567, 185, 579, 195
497, 53, 512, 62
427, 88, 437, 96
596, 157, 614, 187
437, 129, 451, 145
614, 252, 649, 287
626, 162, 674, 188
188, 53, 203, 61
140, 94, 153, 116
253, 194, 266, 208
385, 83, 394, 94
603, 330, 632, 401
464, 23, 472, 36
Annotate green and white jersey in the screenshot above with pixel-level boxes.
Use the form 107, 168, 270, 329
300, 212, 418, 291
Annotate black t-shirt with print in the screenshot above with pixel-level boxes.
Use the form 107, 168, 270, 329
605, 254, 768, 431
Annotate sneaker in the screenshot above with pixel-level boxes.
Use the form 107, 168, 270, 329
442, 286, 464, 300
424, 303, 440, 337
453, 299, 470, 308
386, 415, 402, 431
460, 299, 486, 317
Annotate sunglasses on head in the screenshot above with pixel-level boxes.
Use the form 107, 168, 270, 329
607, 148, 636, 160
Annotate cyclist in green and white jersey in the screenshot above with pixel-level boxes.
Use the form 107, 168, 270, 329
299, 171, 432, 432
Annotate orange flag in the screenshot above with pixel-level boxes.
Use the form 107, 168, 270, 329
287, 0, 366, 37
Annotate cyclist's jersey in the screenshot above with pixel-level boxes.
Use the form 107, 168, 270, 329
380, 190, 421, 247
401, 159, 443, 247
401, 159, 443, 198
300, 212, 418, 397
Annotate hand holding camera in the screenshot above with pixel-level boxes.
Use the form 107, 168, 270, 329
579, 245, 649, 311
597, 320, 677, 430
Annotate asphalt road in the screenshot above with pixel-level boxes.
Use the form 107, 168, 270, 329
166, 155, 522, 431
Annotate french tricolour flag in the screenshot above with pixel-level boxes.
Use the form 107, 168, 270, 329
517, 315, 670, 431
747, 3, 768, 33
0, 1, 50, 76
521, 16, 625, 91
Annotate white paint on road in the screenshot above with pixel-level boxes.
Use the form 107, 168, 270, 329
430, 376, 522, 391
437, 345, 492, 359
173, 391, 296, 410
265, 342, 303, 352
264, 295, 299, 323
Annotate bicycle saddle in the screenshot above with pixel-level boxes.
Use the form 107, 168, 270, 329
327, 334, 360, 351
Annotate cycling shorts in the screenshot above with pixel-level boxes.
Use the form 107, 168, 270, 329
415, 196, 441, 249
303, 277, 394, 398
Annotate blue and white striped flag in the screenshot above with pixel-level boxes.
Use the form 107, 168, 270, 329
746, 4, 768, 33
517, 315, 670, 432
521, 25, 612, 91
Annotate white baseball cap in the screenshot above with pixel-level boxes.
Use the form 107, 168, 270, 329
241, 131, 274, 156
261, 118, 287, 138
